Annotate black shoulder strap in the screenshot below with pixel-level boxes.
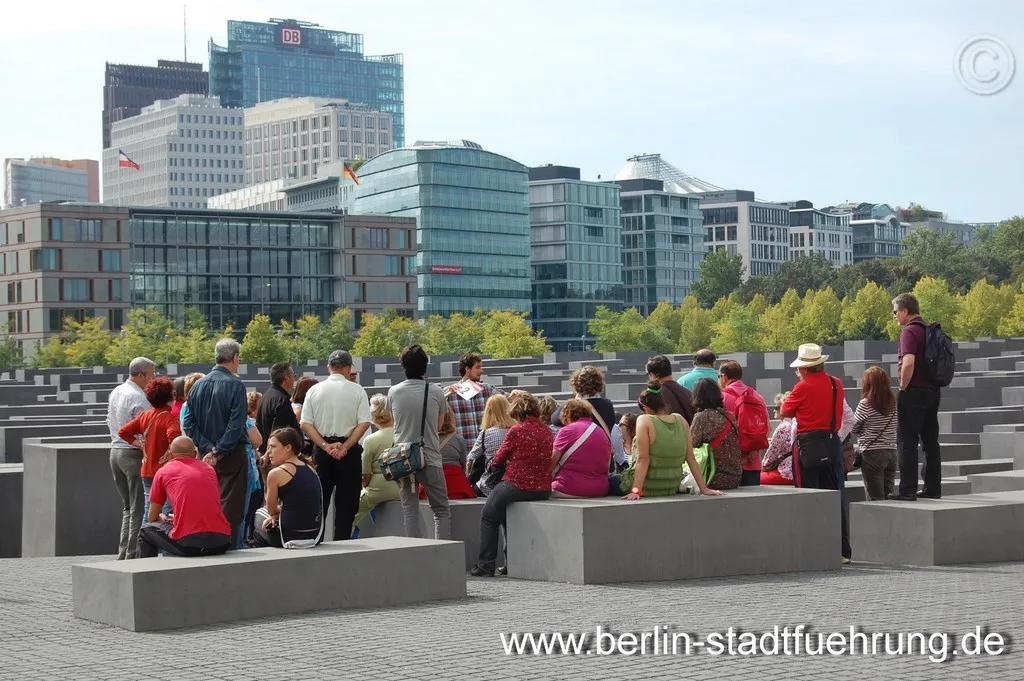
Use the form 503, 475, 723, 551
419, 380, 430, 446
829, 377, 838, 434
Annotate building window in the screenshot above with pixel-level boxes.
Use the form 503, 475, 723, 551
60, 279, 91, 302
99, 250, 121, 272
30, 248, 61, 271
47, 218, 62, 241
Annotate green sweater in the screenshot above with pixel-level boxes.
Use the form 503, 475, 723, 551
620, 415, 687, 496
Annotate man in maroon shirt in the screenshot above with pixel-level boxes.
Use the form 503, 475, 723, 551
891, 293, 942, 501
137, 436, 233, 558
781, 344, 851, 563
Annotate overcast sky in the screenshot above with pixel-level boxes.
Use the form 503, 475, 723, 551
2, 0, 1021, 221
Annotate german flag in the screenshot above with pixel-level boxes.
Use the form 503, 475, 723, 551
343, 162, 360, 185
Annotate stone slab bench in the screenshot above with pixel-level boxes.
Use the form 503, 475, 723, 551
967, 470, 1024, 493
505, 487, 840, 584
0, 464, 23, 558
845, 477, 971, 503
941, 458, 1014, 477
72, 537, 466, 632
850, 491, 1024, 566
22, 441, 124, 557
356, 499, 503, 569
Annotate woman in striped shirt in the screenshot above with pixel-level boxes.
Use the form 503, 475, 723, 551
851, 367, 899, 500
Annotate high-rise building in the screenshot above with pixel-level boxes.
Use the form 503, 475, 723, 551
825, 202, 906, 262
209, 19, 405, 146
351, 140, 532, 317
693, 190, 791, 279
528, 165, 622, 352
785, 200, 853, 267
102, 95, 245, 208
3, 158, 99, 207
617, 179, 705, 315
0, 202, 416, 358
244, 97, 393, 184
102, 60, 209, 150
0, 203, 130, 355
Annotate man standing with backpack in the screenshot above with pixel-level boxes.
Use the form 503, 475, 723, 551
890, 293, 953, 501
719, 360, 770, 486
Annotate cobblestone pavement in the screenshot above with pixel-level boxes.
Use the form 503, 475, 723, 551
0, 555, 1019, 681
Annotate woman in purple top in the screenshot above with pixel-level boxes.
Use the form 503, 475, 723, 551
550, 399, 612, 498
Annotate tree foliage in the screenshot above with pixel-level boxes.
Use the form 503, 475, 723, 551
691, 250, 744, 308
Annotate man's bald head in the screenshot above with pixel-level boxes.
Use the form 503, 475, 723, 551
169, 436, 198, 458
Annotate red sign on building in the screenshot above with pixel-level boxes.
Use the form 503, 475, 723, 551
430, 265, 463, 275
282, 28, 302, 46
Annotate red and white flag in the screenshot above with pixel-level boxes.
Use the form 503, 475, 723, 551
118, 149, 140, 170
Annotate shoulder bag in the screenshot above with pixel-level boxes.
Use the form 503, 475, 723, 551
379, 381, 431, 482
795, 377, 838, 470
553, 422, 598, 476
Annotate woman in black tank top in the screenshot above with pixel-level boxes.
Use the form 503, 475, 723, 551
254, 428, 323, 548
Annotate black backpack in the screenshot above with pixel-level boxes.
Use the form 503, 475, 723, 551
910, 318, 955, 387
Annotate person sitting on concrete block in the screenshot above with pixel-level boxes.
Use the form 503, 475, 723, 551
253, 428, 323, 549
136, 436, 232, 559
550, 398, 612, 498
761, 393, 796, 486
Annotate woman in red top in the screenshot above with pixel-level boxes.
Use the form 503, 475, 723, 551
118, 377, 182, 514
470, 391, 552, 577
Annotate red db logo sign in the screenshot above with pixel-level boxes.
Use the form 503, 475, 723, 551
282, 28, 302, 46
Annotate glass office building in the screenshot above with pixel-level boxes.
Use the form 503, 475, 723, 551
351, 141, 532, 317
129, 207, 339, 330
826, 202, 906, 262
529, 165, 622, 351
209, 19, 405, 146
618, 179, 705, 315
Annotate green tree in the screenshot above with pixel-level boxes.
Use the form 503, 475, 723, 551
691, 250, 744, 308
903, 230, 983, 292
711, 306, 763, 352
176, 328, 214, 364
839, 282, 892, 341
64, 316, 111, 367
759, 303, 798, 351
422, 313, 484, 356
997, 289, 1024, 336
321, 309, 356, 354
772, 254, 837, 298
746, 293, 769, 320
589, 308, 673, 352
0, 325, 23, 369
677, 296, 713, 352
480, 311, 551, 359
909, 277, 960, 339
646, 301, 683, 346
34, 336, 70, 368
240, 314, 285, 364
792, 287, 843, 346
353, 312, 402, 358
955, 279, 1015, 340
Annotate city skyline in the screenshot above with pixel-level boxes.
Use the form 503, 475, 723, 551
1, 0, 1022, 221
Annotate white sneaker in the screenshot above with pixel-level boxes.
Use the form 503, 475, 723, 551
841, 557, 852, 565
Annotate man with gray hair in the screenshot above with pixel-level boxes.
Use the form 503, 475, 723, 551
183, 338, 250, 547
107, 356, 156, 559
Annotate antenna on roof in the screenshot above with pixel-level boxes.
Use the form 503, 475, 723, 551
183, 5, 188, 62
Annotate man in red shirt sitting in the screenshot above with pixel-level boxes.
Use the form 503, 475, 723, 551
780, 344, 852, 564
718, 360, 770, 487
137, 436, 233, 559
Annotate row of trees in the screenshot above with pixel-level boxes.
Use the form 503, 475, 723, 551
589, 277, 1024, 353
29, 307, 551, 368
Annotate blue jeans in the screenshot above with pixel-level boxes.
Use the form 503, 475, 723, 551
142, 477, 172, 516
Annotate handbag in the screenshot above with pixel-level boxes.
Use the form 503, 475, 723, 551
795, 377, 838, 470
379, 381, 431, 482
553, 422, 598, 476
853, 408, 896, 469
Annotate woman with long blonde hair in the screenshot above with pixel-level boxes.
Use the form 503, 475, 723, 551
465, 394, 516, 497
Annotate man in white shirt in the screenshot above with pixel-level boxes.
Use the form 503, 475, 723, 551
300, 350, 371, 540
107, 356, 156, 559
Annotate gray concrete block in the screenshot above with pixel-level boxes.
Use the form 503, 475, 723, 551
845, 477, 971, 503
941, 458, 1014, 477
0, 464, 23, 558
505, 487, 840, 584
968, 469, 1024, 493
0, 421, 109, 463
356, 499, 503, 569
22, 442, 125, 557
850, 491, 1024, 566
72, 537, 467, 631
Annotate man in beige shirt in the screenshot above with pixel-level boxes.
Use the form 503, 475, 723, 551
300, 350, 371, 540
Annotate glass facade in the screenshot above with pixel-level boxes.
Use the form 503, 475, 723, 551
530, 179, 622, 351
619, 189, 705, 315
128, 208, 339, 330
351, 145, 532, 317
4, 161, 89, 206
210, 20, 405, 146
